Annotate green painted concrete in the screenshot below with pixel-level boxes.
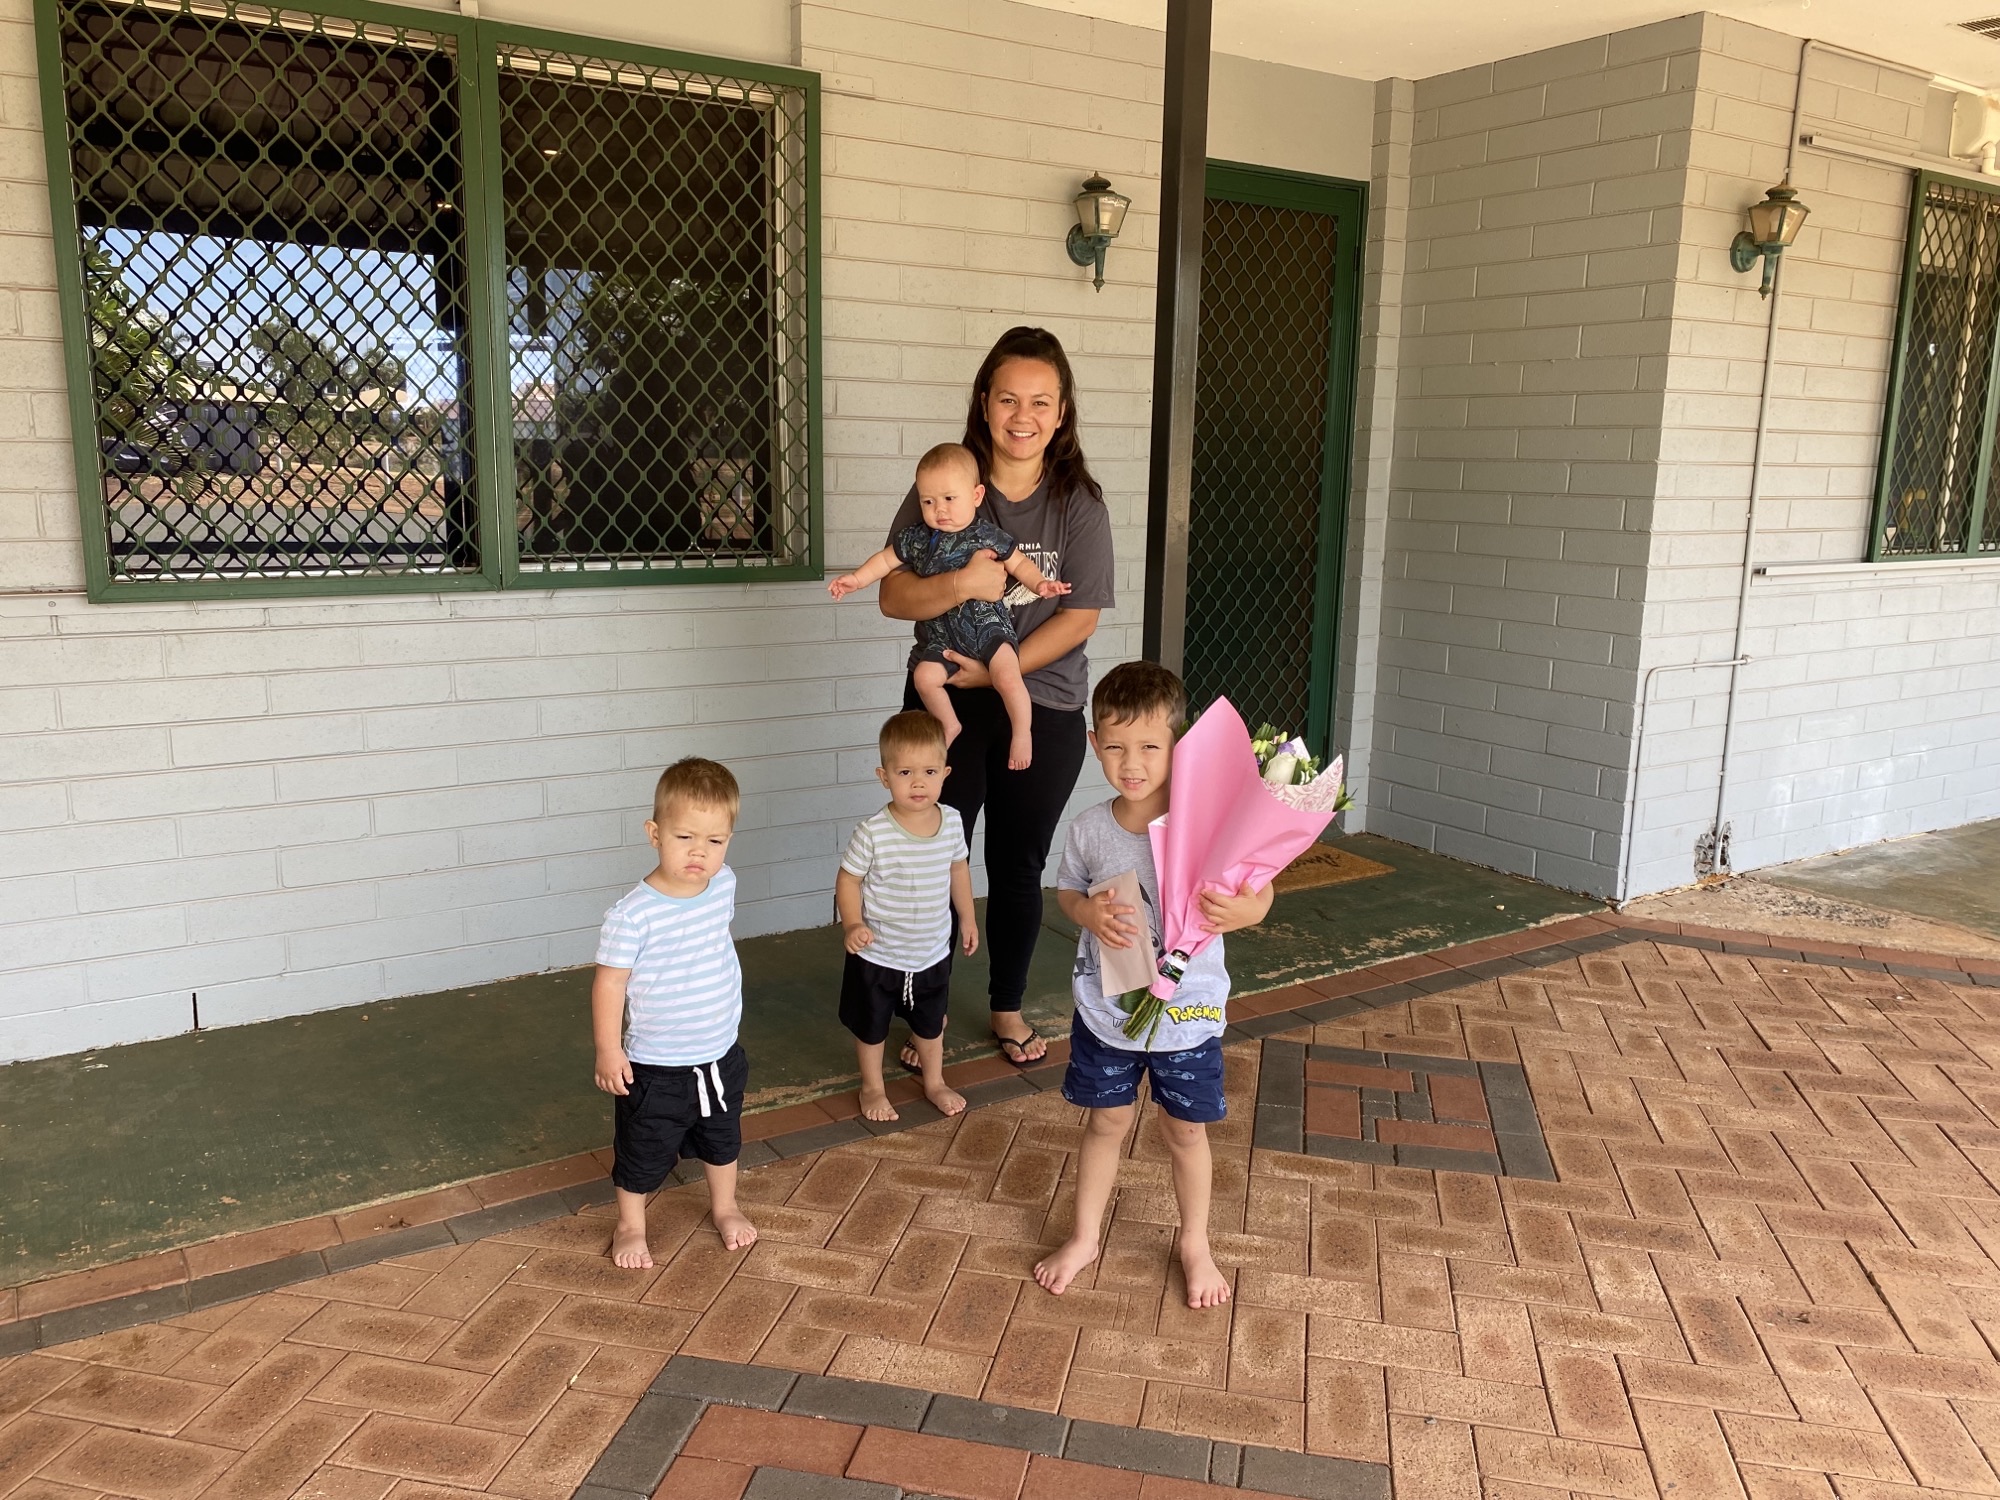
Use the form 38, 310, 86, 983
0, 834, 1596, 1288
1760, 818, 2000, 941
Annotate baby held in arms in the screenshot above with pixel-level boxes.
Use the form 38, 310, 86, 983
828, 443, 1068, 769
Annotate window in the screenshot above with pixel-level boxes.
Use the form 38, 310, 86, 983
40, 0, 818, 600
1872, 173, 2000, 560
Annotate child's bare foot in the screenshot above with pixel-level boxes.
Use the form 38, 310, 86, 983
1008, 731, 1033, 771
1034, 1236, 1098, 1296
860, 1086, 898, 1122
715, 1209, 758, 1250
941, 715, 962, 749
1179, 1236, 1231, 1309
610, 1224, 653, 1269
924, 1081, 967, 1116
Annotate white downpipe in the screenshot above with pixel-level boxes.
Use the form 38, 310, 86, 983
1702, 36, 1814, 877
1615, 656, 1751, 904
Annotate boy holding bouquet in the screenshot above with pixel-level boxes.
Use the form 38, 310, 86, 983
1036, 662, 1274, 1309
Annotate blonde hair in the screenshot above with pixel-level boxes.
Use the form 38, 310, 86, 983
652, 758, 740, 825
878, 710, 947, 763
915, 442, 979, 488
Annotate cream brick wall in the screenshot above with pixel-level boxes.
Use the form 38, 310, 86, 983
0, 0, 1173, 1060
1366, 19, 1705, 895
1625, 18, 2000, 893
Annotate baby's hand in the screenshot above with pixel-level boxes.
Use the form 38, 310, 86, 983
1033, 579, 1072, 599
594, 1046, 633, 1096
961, 921, 980, 957
828, 575, 862, 601
844, 922, 876, 955
1081, 889, 1139, 949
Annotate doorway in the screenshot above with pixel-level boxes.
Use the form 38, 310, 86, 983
1182, 162, 1363, 756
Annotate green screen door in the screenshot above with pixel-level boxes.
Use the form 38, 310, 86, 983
1183, 163, 1362, 756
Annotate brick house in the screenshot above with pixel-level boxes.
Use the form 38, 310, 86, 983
2, 0, 1997, 1060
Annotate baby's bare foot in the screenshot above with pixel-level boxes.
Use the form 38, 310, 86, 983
609, 1224, 653, 1270
1033, 1236, 1098, 1296
925, 1081, 966, 1117
1179, 1237, 1231, 1309
715, 1208, 758, 1251
1008, 733, 1033, 771
860, 1086, 898, 1122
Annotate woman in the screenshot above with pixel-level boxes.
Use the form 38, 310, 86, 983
879, 327, 1115, 1067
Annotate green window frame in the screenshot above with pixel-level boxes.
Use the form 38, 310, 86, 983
36, 0, 821, 602
1870, 171, 2000, 561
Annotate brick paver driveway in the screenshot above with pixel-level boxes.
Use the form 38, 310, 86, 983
6, 934, 2000, 1497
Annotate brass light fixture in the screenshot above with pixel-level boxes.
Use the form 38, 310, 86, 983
1065, 174, 1131, 292
1730, 180, 1810, 297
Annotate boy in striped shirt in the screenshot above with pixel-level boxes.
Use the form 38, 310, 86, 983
837, 711, 978, 1122
594, 758, 757, 1269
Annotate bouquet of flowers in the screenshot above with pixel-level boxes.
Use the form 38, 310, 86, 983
1250, 724, 1355, 815
1113, 701, 1352, 1044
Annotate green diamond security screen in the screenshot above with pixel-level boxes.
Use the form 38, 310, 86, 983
1182, 166, 1360, 758
497, 40, 811, 575
53, 0, 476, 583
39, 0, 818, 599
1873, 173, 2000, 560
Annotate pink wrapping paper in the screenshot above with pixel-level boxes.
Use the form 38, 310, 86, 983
1145, 698, 1339, 1001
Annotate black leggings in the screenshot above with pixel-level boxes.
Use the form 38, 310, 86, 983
903, 676, 1087, 1013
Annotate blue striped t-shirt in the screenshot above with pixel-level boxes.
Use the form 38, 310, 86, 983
595, 867, 742, 1066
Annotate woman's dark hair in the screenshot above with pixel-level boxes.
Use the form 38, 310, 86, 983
961, 326, 1103, 505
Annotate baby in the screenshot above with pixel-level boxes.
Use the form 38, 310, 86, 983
829, 443, 1068, 769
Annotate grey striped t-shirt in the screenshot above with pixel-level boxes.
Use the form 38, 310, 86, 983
840, 804, 969, 973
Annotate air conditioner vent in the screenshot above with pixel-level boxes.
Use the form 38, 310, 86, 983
1962, 14, 2000, 38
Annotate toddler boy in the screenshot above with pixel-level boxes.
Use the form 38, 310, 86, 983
593, 757, 758, 1269
1034, 662, 1274, 1309
837, 710, 976, 1122
827, 443, 1069, 770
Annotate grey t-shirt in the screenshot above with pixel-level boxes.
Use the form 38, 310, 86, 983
886, 473, 1115, 711
1057, 799, 1229, 1053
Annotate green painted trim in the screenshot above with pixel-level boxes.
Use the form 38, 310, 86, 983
1203, 159, 1366, 760
1870, 170, 2000, 562
34, 0, 821, 601
35, 0, 115, 602
462, 27, 513, 590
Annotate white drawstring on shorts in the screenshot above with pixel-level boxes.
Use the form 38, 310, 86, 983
900, 970, 914, 1012
691, 1060, 728, 1118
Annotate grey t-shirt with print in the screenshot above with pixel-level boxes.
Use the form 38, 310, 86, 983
886, 473, 1115, 711
1057, 799, 1230, 1054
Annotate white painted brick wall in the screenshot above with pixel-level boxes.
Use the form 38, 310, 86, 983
1623, 16, 2000, 895
1367, 18, 1705, 896
0, 0, 1179, 1060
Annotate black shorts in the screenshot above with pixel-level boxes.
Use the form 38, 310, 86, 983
612, 1043, 747, 1194
839, 952, 950, 1045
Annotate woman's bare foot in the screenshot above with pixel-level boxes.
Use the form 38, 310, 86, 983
1034, 1236, 1098, 1296
899, 1038, 924, 1072
1007, 730, 1033, 771
610, 1224, 653, 1270
925, 1081, 967, 1116
860, 1086, 898, 1122
714, 1209, 758, 1251
1179, 1236, 1231, 1309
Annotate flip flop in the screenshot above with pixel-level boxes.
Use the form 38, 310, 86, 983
897, 1039, 923, 1073
992, 1026, 1046, 1067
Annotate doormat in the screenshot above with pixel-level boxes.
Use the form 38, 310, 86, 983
1273, 842, 1394, 894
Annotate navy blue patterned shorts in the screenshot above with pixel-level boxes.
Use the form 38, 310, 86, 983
1061, 1013, 1226, 1123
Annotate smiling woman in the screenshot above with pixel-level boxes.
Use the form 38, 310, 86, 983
877, 326, 1116, 1066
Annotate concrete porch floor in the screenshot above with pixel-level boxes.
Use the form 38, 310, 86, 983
1626, 819, 2000, 963
8, 921, 2000, 1500
0, 834, 1597, 1291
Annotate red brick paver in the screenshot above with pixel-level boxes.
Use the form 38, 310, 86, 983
8, 939, 2000, 1497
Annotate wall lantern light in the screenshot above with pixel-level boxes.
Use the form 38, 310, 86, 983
1065, 173, 1131, 291
1729, 179, 1810, 297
